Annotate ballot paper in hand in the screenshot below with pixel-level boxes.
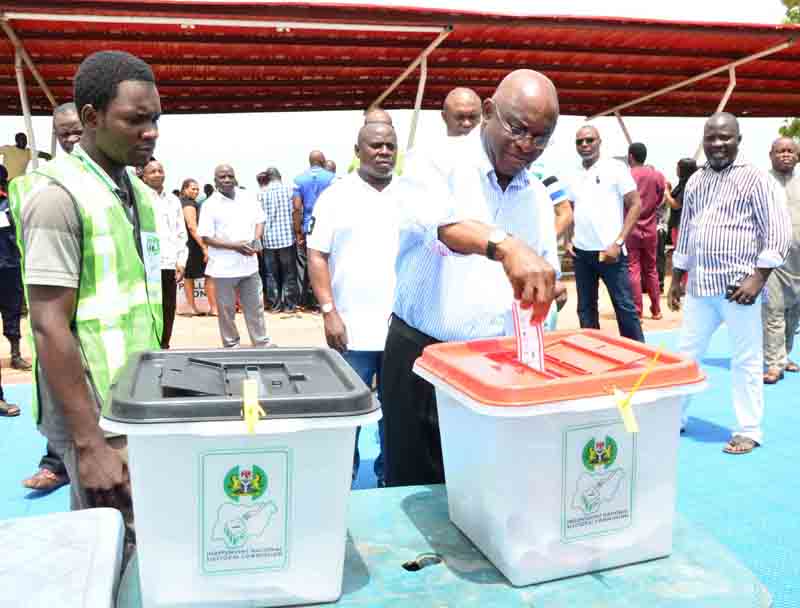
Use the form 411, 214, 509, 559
512, 300, 545, 372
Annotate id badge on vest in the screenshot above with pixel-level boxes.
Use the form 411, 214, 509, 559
141, 231, 161, 284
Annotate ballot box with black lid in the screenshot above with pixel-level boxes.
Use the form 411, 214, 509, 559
101, 348, 380, 608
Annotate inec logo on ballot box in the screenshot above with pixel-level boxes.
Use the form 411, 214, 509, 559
224, 465, 267, 502
582, 436, 618, 471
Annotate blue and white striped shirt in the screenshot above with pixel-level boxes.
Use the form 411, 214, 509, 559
673, 160, 791, 297
392, 131, 559, 342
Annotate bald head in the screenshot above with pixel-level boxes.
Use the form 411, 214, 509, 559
575, 124, 601, 168
364, 107, 393, 126
357, 122, 395, 146
442, 87, 482, 137
771, 136, 797, 153
213, 164, 236, 197
482, 69, 559, 180
53, 101, 82, 154
706, 112, 740, 136
355, 122, 397, 188
703, 112, 741, 171
308, 150, 326, 167
492, 70, 559, 119
770, 136, 799, 176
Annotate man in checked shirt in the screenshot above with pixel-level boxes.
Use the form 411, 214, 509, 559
259, 167, 299, 313
668, 112, 791, 455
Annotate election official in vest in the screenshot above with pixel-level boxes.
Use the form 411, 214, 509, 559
10, 51, 163, 554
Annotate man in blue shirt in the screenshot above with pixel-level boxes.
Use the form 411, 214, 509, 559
292, 150, 335, 311
382, 69, 560, 487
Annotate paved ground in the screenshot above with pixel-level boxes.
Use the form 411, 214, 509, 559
1, 276, 683, 383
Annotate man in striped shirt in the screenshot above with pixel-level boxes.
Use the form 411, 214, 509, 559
382, 69, 560, 487
668, 112, 791, 455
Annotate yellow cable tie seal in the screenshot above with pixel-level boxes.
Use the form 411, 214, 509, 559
242, 378, 266, 434
613, 346, 663, 434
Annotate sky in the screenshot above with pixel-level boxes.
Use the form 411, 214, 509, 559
0, 1, 791, 191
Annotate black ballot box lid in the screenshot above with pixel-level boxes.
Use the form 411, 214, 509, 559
105, 348, 375, 424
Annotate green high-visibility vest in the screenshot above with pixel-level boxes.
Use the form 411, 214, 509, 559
9, 146, 163, 421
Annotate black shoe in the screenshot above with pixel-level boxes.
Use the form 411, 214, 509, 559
10, 355, 32, 371
283, 305, 297, 314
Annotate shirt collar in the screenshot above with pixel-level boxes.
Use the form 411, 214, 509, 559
474, 131, 530, 190
72, 143, 124, 192
71, 143, 132, 204
148, 186, 167, 199
352, 171, 395, 195
703, 158, 747, 174
770, 168, 795, 184
212, 189, 237, 202
580, 156, 603, 172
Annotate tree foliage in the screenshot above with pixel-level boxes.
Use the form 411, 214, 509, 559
779, 1, 800, 138
783, 0, 800, 23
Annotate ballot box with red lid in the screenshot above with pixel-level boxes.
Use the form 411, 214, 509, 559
414, 329, 707, 586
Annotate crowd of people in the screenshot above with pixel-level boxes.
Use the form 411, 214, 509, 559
0, 50, 797, 551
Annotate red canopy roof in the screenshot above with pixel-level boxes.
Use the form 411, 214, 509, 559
2, 1, 799, 117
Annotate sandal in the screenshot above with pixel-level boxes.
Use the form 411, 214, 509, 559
22, 468, 69, 491
0, 399, 20, 417
723, 435, 760, 455
763, 368, 784, 384
785, 360, 800, 373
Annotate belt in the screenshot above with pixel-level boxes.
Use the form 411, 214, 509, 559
389, 314, 441, 349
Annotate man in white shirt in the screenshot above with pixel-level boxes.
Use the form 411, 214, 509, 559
198, 164, 269, 348
141, 159, 187, 348
383, 69, 560, 487
308, 122, 399, 487
52, 102, 83, 155
441, 87, 482, 137
566, 125, 644, 342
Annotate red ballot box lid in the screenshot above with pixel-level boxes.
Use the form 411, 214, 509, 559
415, 329, 705, 407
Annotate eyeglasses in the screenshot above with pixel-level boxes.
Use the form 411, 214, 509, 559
575, 137, 597, 146
491, 100, 550, 150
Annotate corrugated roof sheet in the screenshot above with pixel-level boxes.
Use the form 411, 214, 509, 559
2, 1, 799, 116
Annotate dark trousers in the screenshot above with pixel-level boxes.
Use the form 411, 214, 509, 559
260, 245, 299, 310
656, 229, 667, 292
380, 315, 444, 487
574, 248, 644, 342
39, 442, 68, 476
295, 241, 318, 309
161, 269, 177, 349
0, 266, 23, 342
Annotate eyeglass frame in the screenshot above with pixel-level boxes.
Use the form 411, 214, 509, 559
489, 99, 551, 151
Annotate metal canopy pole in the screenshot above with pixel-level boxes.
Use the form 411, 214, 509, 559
14, 51, 38, 170
370, 25, 453, 110
1, 18, 58, 108
406, 57, 428, 150
614, 111, 633, 146
587, 39, 794, 121
2, 16, 59, 160
694, 66, 738, 162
